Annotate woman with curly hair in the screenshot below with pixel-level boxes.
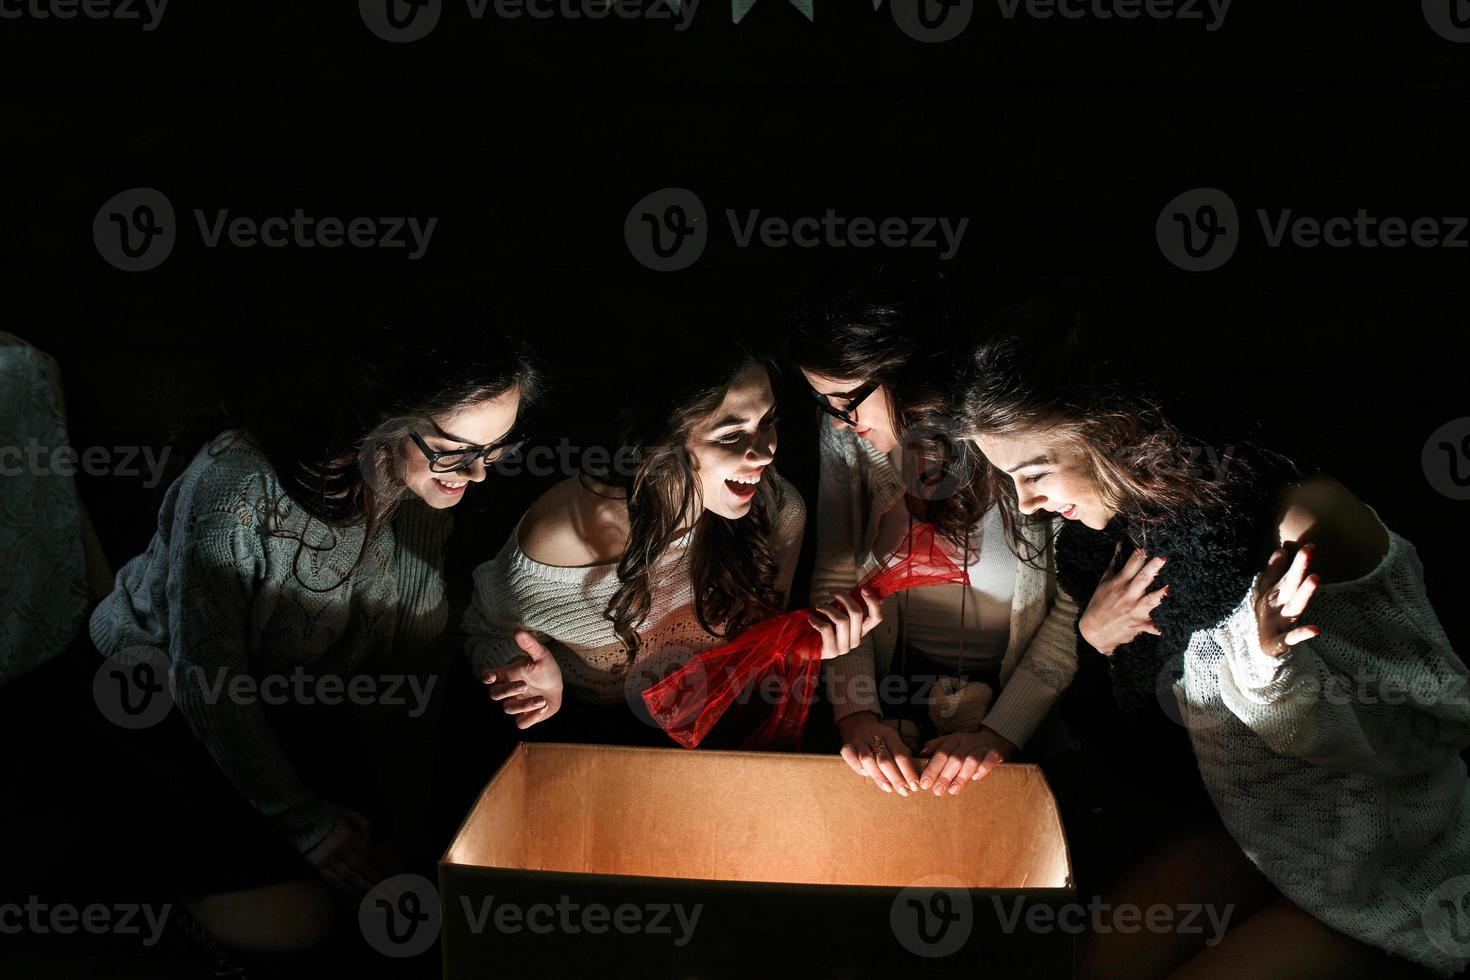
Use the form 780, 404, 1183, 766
462, 331, 854, 746
960, 317, 1468, 979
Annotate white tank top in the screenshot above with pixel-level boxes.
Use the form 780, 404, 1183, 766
872, 455, 1016, 670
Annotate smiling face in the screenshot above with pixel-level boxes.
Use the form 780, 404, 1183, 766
685, 364, 779, 521
974, 428, 1114, 530
800, 369, 898, 454
401, 384, 522, 509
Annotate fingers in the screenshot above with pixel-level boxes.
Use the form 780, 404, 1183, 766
501, 694, 548, 715
1119, 546, 1149, 581
487, 679, 530, 701
831, 592, 865, 648
950, 754, 984, 795
1140, 621, 1163, 637
1283, 624, 1321, 648
874, 750, 911, 797
342, 808, 373, 838
1102, 540, 1123, 578
807, 613, 840, 659
1281, 573, 1319, 619
1130, 555, 1168, 595
970, 749, 1004, 783
892, 750, 921, 794
1144, 583, 1170, 612
858, 587, 883, 631
482, 655, 532, 686
859, 750, 896, 793
514, 630, 551, 662
1277, 544, 1313, 597
513, 703, 550, 730
918, 751, 947, 793
839, 742, 868, 777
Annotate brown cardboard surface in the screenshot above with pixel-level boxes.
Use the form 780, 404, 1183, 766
443, 742, 1071, 889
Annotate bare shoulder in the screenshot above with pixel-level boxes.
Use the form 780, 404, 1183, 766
517, 477, 629, 568
1275, 473, 1390, 584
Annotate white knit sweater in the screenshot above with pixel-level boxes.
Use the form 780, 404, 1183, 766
812, 421, 1079, 747
463, 476, 806, 706
1174, 509, 1470, 976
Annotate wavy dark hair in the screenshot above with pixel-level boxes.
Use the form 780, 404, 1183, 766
789, 269, 986, 552
594, 335, 789, 656
957, 301, 1278, 553
229, 317, 540, 593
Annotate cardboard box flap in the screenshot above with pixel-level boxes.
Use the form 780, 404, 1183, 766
443, 743, 1071, 890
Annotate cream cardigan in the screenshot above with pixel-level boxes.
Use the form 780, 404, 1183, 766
812, 420, 1080, 747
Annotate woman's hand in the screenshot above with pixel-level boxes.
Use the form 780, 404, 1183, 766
1078, 544, 1168, 656
482, 630, 564, 729
1255, 544, 1321, 657
303, 806, 384, 899
837, 711, 920, 796
808, 587, 883, 661
918, 727, 1014, 797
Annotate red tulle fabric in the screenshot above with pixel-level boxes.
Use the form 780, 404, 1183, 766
641, 522, 970, 750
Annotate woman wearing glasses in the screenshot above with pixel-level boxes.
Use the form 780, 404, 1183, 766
463, 333, 862, 746
84, 323, 537, 957
793, 286, 1079, 798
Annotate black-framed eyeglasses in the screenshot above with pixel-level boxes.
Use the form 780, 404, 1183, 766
410, 430, 526, 473
809, 380, 879, 426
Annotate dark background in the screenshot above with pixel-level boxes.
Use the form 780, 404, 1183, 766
3, 1, 1469, 975
5, 1, 1465, 639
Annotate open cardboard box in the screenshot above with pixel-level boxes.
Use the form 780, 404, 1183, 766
440, 742, 1074, 979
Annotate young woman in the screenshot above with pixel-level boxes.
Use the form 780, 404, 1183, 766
793, 287, 1079, 798
84, 323, 538, 955
463, 336, 868, 746
960, 325, 1469, 979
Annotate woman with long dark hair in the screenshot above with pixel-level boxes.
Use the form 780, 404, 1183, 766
792, 281, 1079, 798
959, 321, 1468, 979
85, 320, 539, 955
462, 332, 856, 745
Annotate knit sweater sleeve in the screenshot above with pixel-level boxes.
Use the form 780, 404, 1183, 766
462, 532, 537, 677
811, 423, 882, 722
166, 467, 340, 854
1214, 524, 1470, 777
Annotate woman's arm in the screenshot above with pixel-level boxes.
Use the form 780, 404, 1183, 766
165, 509, 342, 854
981, 581, 1080, 749
1216, 479, 1470, 775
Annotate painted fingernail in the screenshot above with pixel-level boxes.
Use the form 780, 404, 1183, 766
920, 778, 932, 790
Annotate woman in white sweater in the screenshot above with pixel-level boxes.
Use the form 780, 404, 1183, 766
464, 337, 877, 745
961, 325, 1469, 978
791, 286, 1079, 798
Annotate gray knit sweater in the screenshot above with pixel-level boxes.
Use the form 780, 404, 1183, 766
89, 432, 453, 853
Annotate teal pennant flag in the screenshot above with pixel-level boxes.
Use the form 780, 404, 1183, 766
665, 0, 815, 22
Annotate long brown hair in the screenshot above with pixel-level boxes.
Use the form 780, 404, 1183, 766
789, 270, 986, 551
238, 319, 540, 592
598, 338, 788, 656
957, 302, 1265, 552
